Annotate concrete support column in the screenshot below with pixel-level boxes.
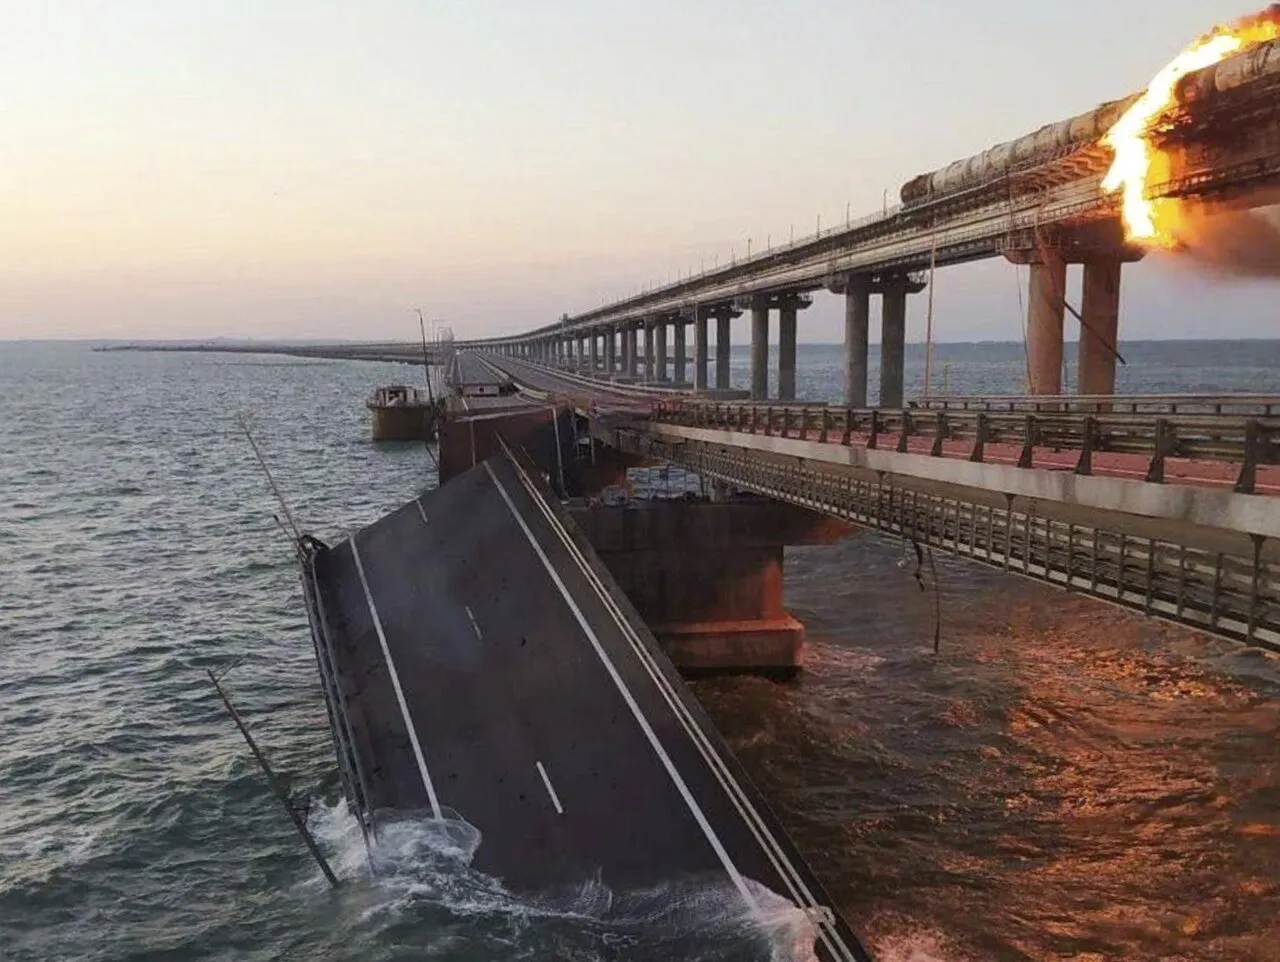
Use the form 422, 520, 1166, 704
626, 326, 638, 377
643, 322, 655, 382
655, 321, 668, 382
880, 280, 907, 408
604, 327, 616, 375
750, 302, 769, 400
694, 314, 709, 392
589, 332, 600, 372
777, 301, 798, 401
1079, 259, 1121, 397
716, 314, 731, 390
673, 321, 687, 385
844, 279, 870, 407
1027, 255, 1067, 396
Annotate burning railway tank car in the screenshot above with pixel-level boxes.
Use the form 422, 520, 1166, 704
1175, 35, 1280, 108
897, 35, 1280, 211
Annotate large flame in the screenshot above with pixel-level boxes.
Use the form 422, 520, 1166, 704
1101, 10, 1280, 245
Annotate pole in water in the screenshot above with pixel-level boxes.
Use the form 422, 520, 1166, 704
207, 668, 340, 888
237, 415, 303, 544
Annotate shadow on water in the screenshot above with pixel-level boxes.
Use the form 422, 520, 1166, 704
692, 531, 1280, 961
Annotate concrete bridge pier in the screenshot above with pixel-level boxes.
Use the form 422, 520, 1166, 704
1080, 258, 1122, 397
879, 274, 923, 408
778, 305, 796, 400
693, 310, 709, 391
1003, 223, 1141, 398
1026, 253, 1067, 396
589, 331, 600, 372
844, 278, 870, 407
776, 294, 808, 401
655, 319, 669, 382
673, 318, 687, 385
569, 498, 853, 672
643, 320, 656, 382
750, 299, 769, 400
625, 324, 638, 378
604, 326, 617, 376
716, 313, 732, 390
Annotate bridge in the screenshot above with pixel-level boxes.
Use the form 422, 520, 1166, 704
435, 349, 1278, 657
463, 37, 1280, 409
267, 30, 1280, 959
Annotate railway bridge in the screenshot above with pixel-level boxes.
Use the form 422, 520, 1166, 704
463, 37, 1280, 408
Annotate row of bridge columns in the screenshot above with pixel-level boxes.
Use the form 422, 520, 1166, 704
494, 275, 923, 407
493, 251, 1128, 404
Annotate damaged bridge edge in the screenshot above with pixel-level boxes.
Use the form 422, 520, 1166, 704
299, 534, 378, 854
497, 439, 871, 962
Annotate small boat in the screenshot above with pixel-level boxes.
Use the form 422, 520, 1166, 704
367, 385, 441, 442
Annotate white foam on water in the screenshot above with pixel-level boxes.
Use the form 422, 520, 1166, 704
11, 829, 98, 866
307, 799, 828, 961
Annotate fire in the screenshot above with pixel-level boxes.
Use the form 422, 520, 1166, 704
1101, 9, 1280, 244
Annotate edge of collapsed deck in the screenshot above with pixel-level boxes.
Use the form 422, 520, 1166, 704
298, 440, 872, 962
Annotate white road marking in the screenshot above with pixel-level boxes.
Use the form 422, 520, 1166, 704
498, 449, 859, 961
464, 605, 483, 640
415, 500, 428, 525
535, 760, 564, 815
348, 536, 443, 820
484, 461, 759, 915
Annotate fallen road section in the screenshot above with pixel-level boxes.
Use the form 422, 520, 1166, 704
299, 444, 871, 961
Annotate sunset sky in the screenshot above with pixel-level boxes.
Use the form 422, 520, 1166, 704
3, 0, 1276, 342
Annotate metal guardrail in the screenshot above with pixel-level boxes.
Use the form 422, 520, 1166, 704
915, 393, 1280, 416
651, 400, 1280, 494
300, 539, 377, 846
614, 428, 1280, 652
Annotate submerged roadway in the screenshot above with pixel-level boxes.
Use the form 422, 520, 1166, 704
304, 444, 870, 961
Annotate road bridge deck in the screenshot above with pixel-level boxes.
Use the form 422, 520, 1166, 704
477, 353, 1280, 507
471, 352, 1280, 649
300, 445, 868, 960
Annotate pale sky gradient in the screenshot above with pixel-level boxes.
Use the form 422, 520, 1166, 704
3, 0, 1277, 342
